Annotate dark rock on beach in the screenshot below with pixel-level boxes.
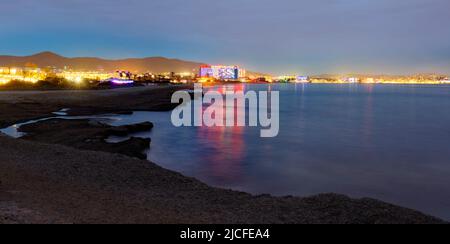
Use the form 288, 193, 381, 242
107, 122, 154, 137
19, 119, 152, 160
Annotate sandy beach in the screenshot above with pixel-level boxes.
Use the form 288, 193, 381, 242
0, 86, 445, 224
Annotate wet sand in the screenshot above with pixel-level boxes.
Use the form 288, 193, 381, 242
0, 86, 445, 224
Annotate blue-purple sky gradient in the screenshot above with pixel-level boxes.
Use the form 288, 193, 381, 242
1, 0, 449, 75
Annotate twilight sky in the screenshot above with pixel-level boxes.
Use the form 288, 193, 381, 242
1, 0, 449, 75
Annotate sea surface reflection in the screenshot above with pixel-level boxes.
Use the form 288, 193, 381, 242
105, 84, 450, 220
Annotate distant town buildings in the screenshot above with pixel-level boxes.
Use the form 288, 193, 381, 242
57, 71, 112, 83
363, 78, 376, 84
275, 75, 297, 82
0, 66, 41, 76
273, 76, 309, 83
0, 66, 44, 84
0, 62, 448, 87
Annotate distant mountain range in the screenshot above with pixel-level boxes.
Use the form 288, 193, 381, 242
0, 52, 207, 74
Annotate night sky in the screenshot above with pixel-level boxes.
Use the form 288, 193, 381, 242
1, 0, 449, 75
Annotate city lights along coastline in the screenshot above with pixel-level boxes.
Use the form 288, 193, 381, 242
0, 52, 449, 87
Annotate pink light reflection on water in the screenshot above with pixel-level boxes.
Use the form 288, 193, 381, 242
196, 84, 248, 183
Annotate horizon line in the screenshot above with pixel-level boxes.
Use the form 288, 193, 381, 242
1, 51, 449, 77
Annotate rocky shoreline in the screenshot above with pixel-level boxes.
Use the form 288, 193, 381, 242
0, 86, 446, 224
19, 119, 153, 160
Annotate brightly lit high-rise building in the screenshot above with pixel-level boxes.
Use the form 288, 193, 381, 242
199, 65, 246, 80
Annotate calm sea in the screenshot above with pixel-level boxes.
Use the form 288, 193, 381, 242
108, 84, 450, 219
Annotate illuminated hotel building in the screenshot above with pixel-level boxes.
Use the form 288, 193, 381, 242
199, 65, 246, 80
346, 77, 360, 83
296, 76, 310, 83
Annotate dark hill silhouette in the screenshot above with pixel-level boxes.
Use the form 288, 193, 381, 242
0, 52, 206, 73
